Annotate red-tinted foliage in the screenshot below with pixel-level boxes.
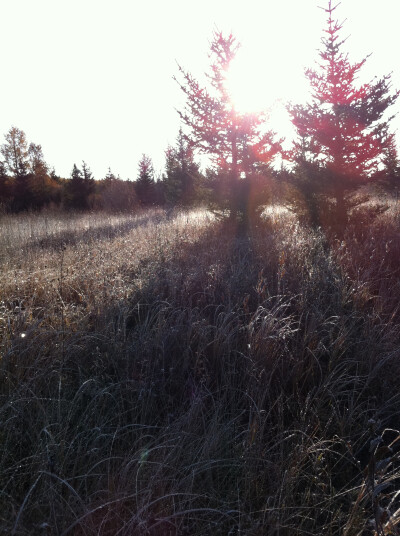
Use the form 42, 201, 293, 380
290, 1, 398, 185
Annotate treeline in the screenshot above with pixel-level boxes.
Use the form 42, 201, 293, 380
2, 0, 400, 231
0, 126, 212, 213
171, 3, 400, 234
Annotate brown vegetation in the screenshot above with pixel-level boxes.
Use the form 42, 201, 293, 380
1, 206, 400, 535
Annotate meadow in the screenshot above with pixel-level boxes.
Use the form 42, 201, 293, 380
1, 205, 400, 535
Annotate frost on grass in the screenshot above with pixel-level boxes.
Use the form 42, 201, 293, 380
1, 206, 400, 535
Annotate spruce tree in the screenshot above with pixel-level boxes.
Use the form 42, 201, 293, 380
28, 143, 52, 209
163, 128, 201, 206
66, 164, 84, 209
65, 162, 94, 209
175, 32, 281, 223
136, 154, 156, 206
381, 135, 400, 196
289, 1, 398, 229
81, 161, 95, 208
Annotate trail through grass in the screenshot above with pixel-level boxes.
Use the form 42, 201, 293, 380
1, 207, 400, 535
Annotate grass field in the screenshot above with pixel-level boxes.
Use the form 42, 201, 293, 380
1, 206, 400, 535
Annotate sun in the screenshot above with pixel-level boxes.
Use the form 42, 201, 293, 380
225, 48, 294, 138
225, 48, 281, 113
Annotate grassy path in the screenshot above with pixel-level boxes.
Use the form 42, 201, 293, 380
1, 208, 400, 534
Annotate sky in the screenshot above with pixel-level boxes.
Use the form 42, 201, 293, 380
1, 0, 400, 180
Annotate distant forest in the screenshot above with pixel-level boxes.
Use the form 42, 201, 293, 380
0, 125, 206, 212
1, 1, 400, 235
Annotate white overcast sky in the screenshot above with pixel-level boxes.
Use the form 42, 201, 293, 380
1, 0, 400, 179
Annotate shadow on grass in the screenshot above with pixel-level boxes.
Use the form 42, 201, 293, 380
2, 217, 400, 535
28, 212, 168, 252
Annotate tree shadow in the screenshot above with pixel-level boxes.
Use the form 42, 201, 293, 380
27, 212, 168, 252
4, 213, 400, 535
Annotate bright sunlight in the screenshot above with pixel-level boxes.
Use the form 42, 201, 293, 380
225, 47, 295, 139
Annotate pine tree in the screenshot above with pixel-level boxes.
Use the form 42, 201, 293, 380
66, 163, 84, 209
65, 162, 95, 209
81, 161, 95, 208
289, 1, 398, 229
163, 128, 201, 206
28, 143, 52, 208
175, 32, 282, 223
381, 135, 400, 196
136, 154, 156, 206
104, 167, 117, 185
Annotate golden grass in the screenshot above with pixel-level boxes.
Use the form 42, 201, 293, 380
1, 205, 400, 535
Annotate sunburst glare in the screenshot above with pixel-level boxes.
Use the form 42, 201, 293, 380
225, 47, 295, 140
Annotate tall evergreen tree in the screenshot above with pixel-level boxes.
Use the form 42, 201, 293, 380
136, 154, 156, 206
81, 161, 95, 208
28, 142, 52, 208
175, 32, 282, 223
289, 1, 398, 229
163, 128, 201, 206
381, 135, 400, 196
66, 163, 84, 209
104, 167, 117, 185
65, 162, 94, 209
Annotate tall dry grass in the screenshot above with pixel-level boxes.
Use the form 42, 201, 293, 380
1, 206, 400, 535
